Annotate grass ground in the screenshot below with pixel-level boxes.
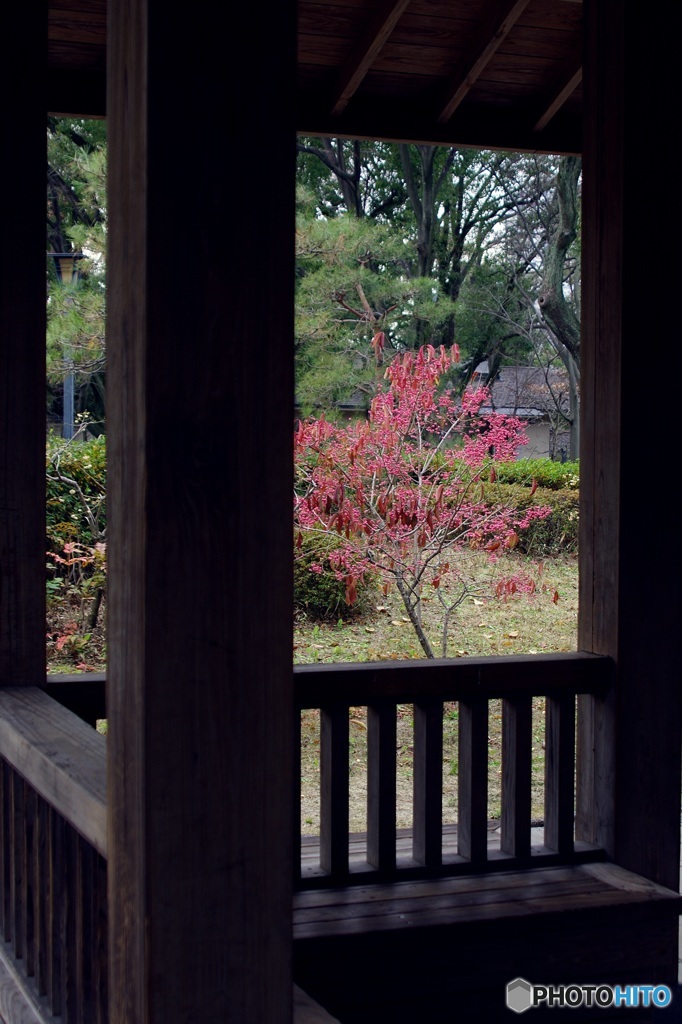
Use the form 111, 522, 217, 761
296, 549, 579, 834
46, 549, 579, 836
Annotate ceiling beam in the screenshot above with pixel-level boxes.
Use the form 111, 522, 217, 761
533, 63, 582, 132
330, 0, 411, 117
437, 0, 531, 125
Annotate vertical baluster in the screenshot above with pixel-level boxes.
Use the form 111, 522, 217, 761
80, 835, 95, 1024
545, 693, 576, 854
22, 782, 36, 978
10, 768, 24, 960
367, 702, 396, 872
61, 823, 81, 1023
293, 710, 302, 887
458, 698, 489, 864
35, 796, 48, 997
320, 705, 349, 879
413, 700, 442, 867
93, 852, 108, 1024
501, 694, 532, 857
49, 807, 63, 1018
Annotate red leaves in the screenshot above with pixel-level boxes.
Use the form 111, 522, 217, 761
529, 477, 538, 496
293, 344, 544, 653
345, 576, 358, 605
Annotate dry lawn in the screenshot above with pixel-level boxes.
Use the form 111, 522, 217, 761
296, 550, 578, 834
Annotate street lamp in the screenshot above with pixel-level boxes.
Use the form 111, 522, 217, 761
49, 252, 83, 440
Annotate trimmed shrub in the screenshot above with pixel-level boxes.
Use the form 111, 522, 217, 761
493, 457, 579, 491
491, 482, 579, 556
294, 531, 376, 620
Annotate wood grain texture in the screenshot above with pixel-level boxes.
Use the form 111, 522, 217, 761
106, 2, 295, 1020
293, 862, 682, 939
320, 709, 349, 878
0, 3, 46, 689
0, 942, 47, 1023
330, 0, 411, 114
457, 699, 488, 863
544, 693, 574, 854
438, 0, 531, 122
412, 701, 442, 867
578, 0, 682, 894
295, 651, 612, 707
0, 690, 106, 857
366, 704, 396, 872
500, 695, 532, 857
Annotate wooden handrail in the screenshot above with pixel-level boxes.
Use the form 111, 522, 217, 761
294, 651, 613, 707
0, 688, 106, 858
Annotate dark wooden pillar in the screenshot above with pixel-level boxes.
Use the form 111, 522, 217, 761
106, 2, 295, 1021
578, 0, 681, 893
0, 6, 46, 688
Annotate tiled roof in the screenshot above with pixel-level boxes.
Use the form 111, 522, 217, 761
475, 365, 573, 419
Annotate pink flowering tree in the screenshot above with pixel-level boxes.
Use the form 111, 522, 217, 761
294, 344, 552, 659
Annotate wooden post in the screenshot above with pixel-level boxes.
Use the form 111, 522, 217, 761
578, 0, 682, 893
0, 5, 45, 688
106, 1, 295, 1019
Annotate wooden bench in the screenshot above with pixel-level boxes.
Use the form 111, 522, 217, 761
293, 862, 682, 1022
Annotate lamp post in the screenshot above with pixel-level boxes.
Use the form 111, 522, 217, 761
49, 252, 82, 440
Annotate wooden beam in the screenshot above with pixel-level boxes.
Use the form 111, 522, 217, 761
330, 0, 411, 117
533, 63, 582, 133
106, 1, 295, 1020
578, 0, 682, 898
0, 3, 45, 688
437, 0, 531, 124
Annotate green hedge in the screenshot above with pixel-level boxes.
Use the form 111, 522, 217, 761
492, 458, 579, 491
294, 531, 377, 621
491, 482, 579, 556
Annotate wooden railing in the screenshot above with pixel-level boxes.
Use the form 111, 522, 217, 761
0, 687, 107, 1024
294, 652, 614, 889
0, 678, 340, 1024
0, 654, 614, 1019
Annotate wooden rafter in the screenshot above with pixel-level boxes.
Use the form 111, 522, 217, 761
330, 0, 411, 117
437, 0, 531, 125
533, 63, 583, 132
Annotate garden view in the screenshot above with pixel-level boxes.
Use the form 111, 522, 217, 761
46, 123, 580, 675
46, 123, 581, 823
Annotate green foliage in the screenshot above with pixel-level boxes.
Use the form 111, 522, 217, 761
295, 205, 457, 413
492, 458, 579, 491
490, 483, 579, 555
294, 532, 376, 621
47, 117, 107, 432
46, 436, 106, 555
